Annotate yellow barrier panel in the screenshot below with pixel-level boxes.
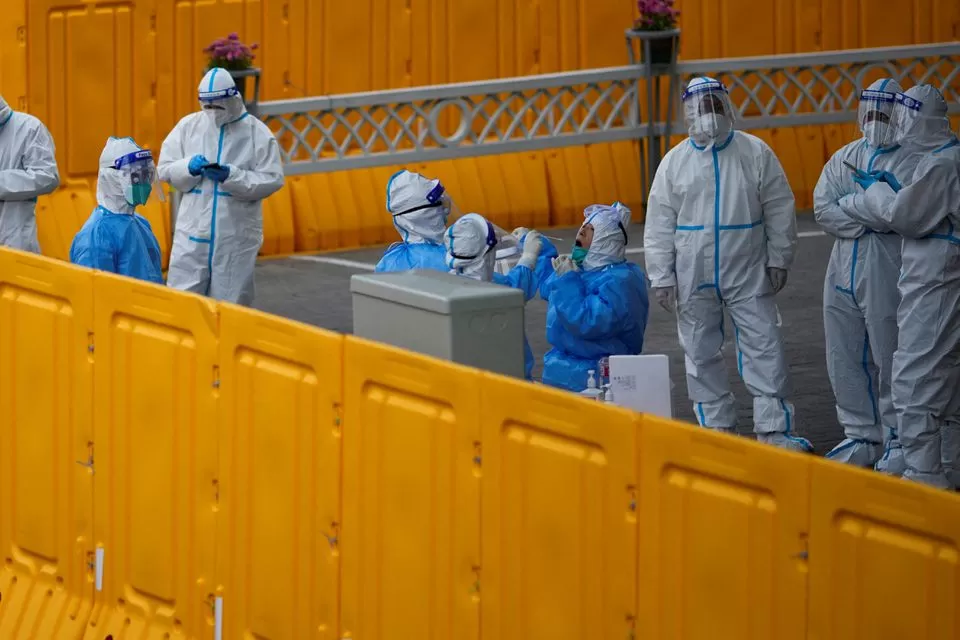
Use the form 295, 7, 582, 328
341, 336, 481, 640
479, 373, 638, 640
87, 273, 218, 639
636, 416, 810, 640
217, 304, 343, 638
0, 250, 94, 637
808, 458, 960, 640
36, 187, 96, 262
5, 245, 960, 639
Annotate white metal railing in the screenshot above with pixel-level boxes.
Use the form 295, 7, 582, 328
257, 42, 960, 176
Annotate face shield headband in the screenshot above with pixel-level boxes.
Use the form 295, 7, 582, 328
681, 80, 728, 104
895, 92, 923, 113
199, 86, 241, 104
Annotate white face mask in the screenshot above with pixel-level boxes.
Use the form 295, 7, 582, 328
694, 113, 731, 144
862, 120, 890, 148
208, 106, 235, 128
697, 114, 719, 138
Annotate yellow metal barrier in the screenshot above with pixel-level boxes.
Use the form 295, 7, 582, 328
479, 373, 638, 639
0, 245, 959, 639
342, 337, 481, 639
0, 249, 93, 638
218, 304, 342, 638
87, 271, 219, 638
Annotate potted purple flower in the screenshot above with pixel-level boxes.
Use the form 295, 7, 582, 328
627, 0, 681, 65
203, 33, 261, 104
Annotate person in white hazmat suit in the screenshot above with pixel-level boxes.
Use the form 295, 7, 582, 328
375, 169, 454, 273
158, 67, 284, 306
644, 77, 812, 452
814, 78, 922, 470
836, 84, 960, 489
0, 95, 60, 251
445, 213, 544, 379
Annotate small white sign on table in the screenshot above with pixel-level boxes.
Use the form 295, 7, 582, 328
609, 354, 672, 418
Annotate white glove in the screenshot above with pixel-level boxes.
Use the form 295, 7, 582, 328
517, 230, 542, 269
512, 227, 531, 240
767, 267, 788, 293
654, 286, 676, 313
551, 255, 577, 277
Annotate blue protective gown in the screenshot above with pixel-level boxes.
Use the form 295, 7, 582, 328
375, 242, 449, 273
540, 262, 649, 391
69, 206, 164, 284
493, 263, 538, 380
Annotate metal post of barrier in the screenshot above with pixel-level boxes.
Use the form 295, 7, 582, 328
626, 28, 680, 204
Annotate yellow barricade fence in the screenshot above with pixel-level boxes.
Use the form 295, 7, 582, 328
0, 245, 958, 640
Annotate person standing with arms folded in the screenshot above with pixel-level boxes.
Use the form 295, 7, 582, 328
836, 84, 960, 489
0, 94, 60, 252
813, 79, 920, 471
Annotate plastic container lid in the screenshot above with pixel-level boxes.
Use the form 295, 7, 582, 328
350, 269, 524, 314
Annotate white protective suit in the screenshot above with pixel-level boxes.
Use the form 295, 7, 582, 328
644, 77, 812, 452
839, 84, 960, 489
815, 79, 922, 469
0, 95, 60, 251
158, 68, 284, 306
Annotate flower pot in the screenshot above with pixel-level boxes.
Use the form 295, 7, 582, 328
625, 28, 681, 66
647, 35, 676, 64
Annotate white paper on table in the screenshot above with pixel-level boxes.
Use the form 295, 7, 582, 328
609, 354, 672, 418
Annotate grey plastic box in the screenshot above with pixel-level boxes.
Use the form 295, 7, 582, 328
350, 270, 525, 378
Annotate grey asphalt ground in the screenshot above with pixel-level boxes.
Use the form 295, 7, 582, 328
252, 215, 841, 453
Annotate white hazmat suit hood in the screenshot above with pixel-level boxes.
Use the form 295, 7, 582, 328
158, 67, 284, 307
199, 68, 247, 127
0, 96, 12, 126
0, 93, 60, 252
682, 77, 736, 149
386, 170, 451, 244
856, 78, 899, 149
893, 84, 952, 151
445, 213, 498, 281
96, 137, 163, 213
579, 203, 630, 270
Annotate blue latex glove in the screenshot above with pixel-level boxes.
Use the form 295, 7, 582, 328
188, 155, 208, 176
202, 164, 231, 183
852, 171, 877, 190
874, 170, 902, 192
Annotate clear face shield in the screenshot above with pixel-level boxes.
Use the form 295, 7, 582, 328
891, 90, 951, 145
858, 88, 897, 148
113, 149, 165, 206
682, 81, 735, 147
199, 85, 244, 126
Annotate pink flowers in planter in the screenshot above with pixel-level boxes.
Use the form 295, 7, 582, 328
203, 33, 258, 71
636, 0, 680, 31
